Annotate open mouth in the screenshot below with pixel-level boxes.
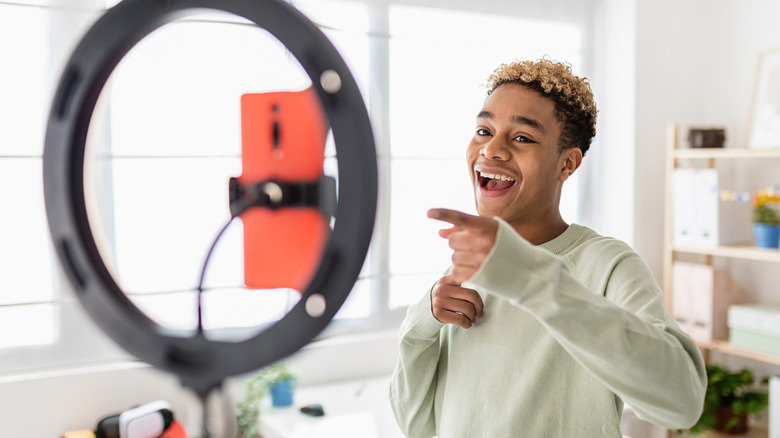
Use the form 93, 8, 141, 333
477, 170, 517, 192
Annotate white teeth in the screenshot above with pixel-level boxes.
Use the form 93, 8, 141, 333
478, 170, 515, 182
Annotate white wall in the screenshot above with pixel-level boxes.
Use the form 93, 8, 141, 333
585, 0, 637, 245
0, 362, 196, 437
0, 331, 398, 437
633, 0, 780, 281
632, 7, 780, 430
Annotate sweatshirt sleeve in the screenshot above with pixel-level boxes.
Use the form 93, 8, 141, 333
463, 219, 707, 429
389, 287, 445, 438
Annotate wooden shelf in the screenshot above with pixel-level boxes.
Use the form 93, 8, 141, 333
676, 426, 767, 437
692, 427, 767, 438
674, 147, 780, 159
672, 244, 780, 263
697, 340, 780, 367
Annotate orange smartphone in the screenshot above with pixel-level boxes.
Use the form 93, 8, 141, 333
238, 88, 329, 291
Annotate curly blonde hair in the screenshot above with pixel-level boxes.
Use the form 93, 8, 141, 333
487, 59, 597, 155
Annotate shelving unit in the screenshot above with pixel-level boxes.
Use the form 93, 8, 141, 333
662, 122, 780, 347
696, 340, 780, 367
662, 122, 780, 438
673, 244, 780, 264
673, 148, 780, 160
695, 427, 767, 438
676, 424, 768, 438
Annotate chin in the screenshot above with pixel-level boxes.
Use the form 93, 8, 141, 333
475, 202, 502, 219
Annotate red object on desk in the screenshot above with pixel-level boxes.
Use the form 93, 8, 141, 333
160, 420, 188, 438
61, 430, 95, 438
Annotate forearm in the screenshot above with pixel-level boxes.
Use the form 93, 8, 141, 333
518, 274, 705, 428
465, 220, 706, 428
389, 292, 444, 438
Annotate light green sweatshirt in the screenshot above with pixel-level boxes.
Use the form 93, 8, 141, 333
390, 219, 706, 438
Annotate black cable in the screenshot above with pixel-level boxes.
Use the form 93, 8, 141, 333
196, 216, 238, 335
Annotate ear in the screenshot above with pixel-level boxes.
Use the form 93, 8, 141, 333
559, 147, 583, 182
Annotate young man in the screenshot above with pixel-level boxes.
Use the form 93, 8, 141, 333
389, 60, 706, 437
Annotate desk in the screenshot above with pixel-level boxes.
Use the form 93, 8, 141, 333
257, 377, 677, 438
257, 375, 404, 438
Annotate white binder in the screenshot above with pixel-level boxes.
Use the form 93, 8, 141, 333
672, 168, 749, 247
770, 376, 780, 438
693, 169, 719, 247
673, 168, 697, 246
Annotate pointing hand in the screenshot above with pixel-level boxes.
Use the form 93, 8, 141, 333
428, 208, 498, 285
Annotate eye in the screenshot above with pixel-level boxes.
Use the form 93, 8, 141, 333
476, 128, 491, 137
513, 135, 536, 144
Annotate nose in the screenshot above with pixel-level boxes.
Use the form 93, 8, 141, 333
481, 136, 510, 161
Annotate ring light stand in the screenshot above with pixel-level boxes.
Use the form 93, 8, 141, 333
43, 0, 377, 433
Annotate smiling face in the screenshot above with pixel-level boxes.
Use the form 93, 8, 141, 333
468, 83, 581, 237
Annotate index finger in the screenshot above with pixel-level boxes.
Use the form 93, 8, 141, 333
428, 208, 489, 232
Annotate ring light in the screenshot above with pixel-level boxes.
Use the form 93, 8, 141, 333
43, 0, 377, 397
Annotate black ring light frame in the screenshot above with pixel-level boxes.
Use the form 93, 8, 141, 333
43, 0, 377, 397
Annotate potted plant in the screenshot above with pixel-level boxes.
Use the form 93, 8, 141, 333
684, 365, 769, 435
753, 188, 780, 249
753, 204, 780, 248
236, 362, 298, 438
262, 362, 298, 407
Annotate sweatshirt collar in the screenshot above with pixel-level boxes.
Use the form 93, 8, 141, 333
538, 223, 584, 255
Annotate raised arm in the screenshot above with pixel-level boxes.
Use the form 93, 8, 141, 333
430, 208, 707, 429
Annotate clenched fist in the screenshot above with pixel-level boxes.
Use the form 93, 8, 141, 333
430, 274, 483, 329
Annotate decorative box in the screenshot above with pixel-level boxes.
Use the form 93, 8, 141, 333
728, 304, 780, 356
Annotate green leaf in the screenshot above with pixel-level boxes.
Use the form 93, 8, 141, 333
704, 393, 720, 406
235, 362, 298, 438
754, 204, 780, 224
724, 416, 740, 432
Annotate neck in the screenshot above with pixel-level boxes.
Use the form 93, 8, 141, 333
509, 215, 569, 245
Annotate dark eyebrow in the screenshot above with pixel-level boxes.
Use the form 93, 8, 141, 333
477, 110, 493, 120
476, 111, 546, 134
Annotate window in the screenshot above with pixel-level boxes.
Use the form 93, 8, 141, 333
0, 3, 55, 349
90, 4, 373, 333
0, 0, 586, 373
386, 5, 583, 308
91, 15, 314, 332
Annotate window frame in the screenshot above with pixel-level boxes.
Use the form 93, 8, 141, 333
0, 0, 594, 374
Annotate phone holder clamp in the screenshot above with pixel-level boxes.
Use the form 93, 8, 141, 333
228, 176, 336, 218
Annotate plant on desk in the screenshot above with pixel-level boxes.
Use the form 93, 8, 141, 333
684, 365, 768, 435
264, 362, 297, 407
236, 362, 298, 438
